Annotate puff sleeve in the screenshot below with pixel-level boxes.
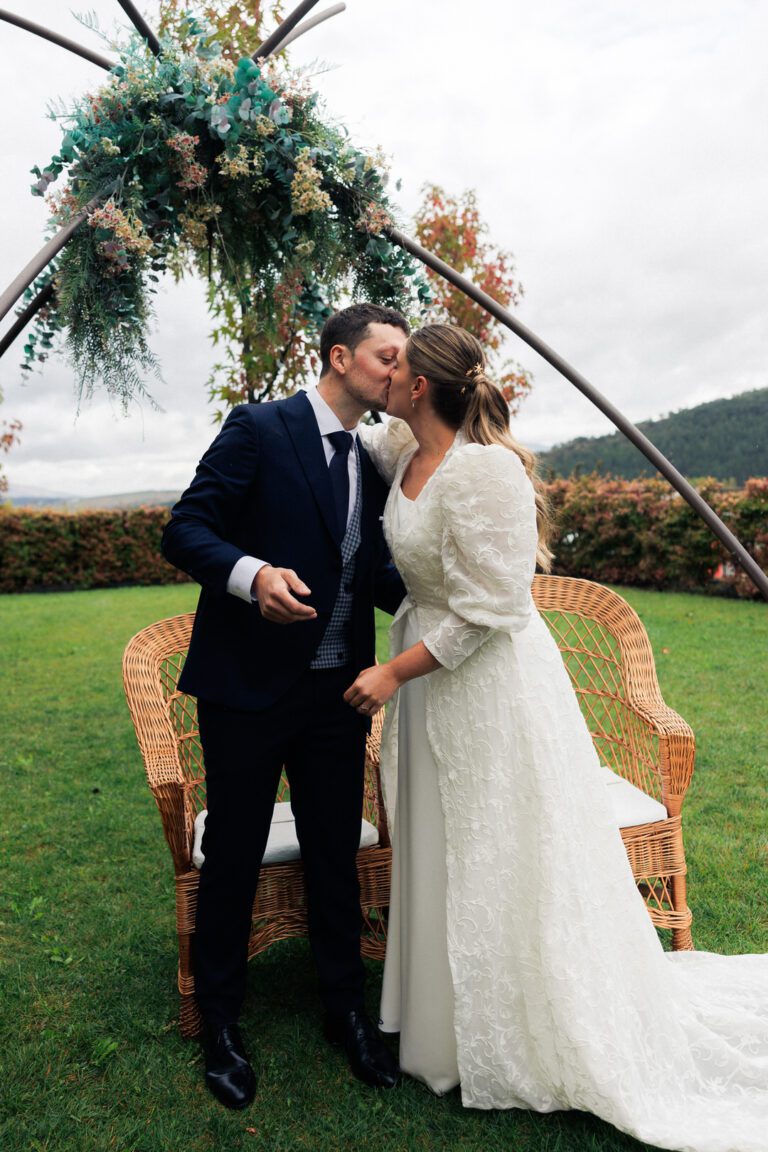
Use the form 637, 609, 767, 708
357, 417, 416, 483
422, 444, 538, 671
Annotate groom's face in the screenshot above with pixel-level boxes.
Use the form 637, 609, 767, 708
342, 323, 407, 412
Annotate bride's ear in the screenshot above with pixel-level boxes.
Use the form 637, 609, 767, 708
411, 374, 429, 404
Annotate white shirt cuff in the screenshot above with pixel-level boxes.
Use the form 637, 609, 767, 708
227, 556, 268, 603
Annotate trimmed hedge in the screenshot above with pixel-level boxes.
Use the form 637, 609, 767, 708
548, 475, 768, 598
1, 476, 766, 596
0, 506, 190, 593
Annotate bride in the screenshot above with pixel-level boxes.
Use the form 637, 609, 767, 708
346, 323, 767, 1152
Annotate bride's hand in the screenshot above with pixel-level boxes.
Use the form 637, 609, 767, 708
343, 664, 401, 716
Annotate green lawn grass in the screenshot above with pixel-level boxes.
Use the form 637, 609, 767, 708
0, 584, 765, 1152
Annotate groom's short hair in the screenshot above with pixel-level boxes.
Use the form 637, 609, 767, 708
320, 303, 409, 375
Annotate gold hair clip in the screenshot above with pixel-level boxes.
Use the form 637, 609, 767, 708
461, 362, 484, 394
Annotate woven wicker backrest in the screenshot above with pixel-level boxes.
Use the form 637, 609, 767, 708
532, 575, 664, 800
124, 612, 383, 827
126, 580, 667, 827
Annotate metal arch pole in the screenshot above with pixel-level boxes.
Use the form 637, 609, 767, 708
0, 282, 54, 360
0, 183, 118, 326
271, 4, 346, 53
114, 0, 161, 57
0, 9, 113, 70
253, 0, 322, 59
388, 225, 768, 601
0, 218, 86, 325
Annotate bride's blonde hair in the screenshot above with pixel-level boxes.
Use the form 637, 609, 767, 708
406, 324, 554, 572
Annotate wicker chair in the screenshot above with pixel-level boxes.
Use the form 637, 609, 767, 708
123, 613, 391, 1038
125, 580, 694, 1034
532, 574, 695, 951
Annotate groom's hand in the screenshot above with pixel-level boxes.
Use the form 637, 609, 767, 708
253, 565, 317, 624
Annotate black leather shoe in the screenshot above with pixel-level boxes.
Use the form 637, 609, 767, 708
324, 1010, 400, 1089
201, 1022, 256, 1110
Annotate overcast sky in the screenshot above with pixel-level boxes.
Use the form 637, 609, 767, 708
1, 0, 766, 497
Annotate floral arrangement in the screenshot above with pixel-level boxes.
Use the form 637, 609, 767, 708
22, 15, 430, 404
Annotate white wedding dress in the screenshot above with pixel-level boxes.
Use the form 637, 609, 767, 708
358, 419, 768, 1152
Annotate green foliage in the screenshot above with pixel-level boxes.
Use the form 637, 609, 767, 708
548, 474, 768, 598
158, 1, 282, 64
23, 13, 430, 405
0, 584, 764, 1152
540, 389, 768, 486
0, 507, 188, 592
2, 478, 765, 597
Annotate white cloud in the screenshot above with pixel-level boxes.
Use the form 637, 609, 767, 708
1, 0, 766, 492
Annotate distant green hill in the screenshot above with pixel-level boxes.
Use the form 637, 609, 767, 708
540, 388, 768, 484
69, 490, 181, 510
7, 489, 180, 510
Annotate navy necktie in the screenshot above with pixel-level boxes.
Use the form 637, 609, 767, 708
327, 430, 353, 541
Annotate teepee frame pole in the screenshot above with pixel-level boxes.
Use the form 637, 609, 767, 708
115, 0, 161, 56
0, 184, 118, 326
253, 0, 322, 59
0, 9, 113, 69
272, 4, 346, 53
0, 282, 54, 361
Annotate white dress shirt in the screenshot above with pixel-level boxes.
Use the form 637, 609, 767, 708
226, 387, 360, 603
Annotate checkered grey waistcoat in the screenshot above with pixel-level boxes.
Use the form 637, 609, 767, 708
310, 441, 363, 670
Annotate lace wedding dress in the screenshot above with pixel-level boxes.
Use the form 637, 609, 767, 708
359, 419, 768, 1152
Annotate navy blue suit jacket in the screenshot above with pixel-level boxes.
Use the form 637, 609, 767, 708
161, 393, 404, 712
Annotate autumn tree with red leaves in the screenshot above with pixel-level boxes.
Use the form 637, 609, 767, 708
413, 184, 531, 413
0, 418, 21, 495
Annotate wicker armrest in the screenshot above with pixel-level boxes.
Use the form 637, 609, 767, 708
149, 779, 199, 872
364, 709, 390, 848
620, 693, 696, 817
123, 616, 198, 869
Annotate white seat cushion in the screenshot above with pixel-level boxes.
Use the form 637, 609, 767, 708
598, 765, 668, 828
192, 801, 380, 869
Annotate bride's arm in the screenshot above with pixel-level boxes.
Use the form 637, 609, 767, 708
357, 417, 416, 483
343, 443, 538, 714
420, 443, 538, 671
343, 640, 440, 715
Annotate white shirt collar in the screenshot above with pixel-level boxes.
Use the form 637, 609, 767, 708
305, 385, 359, 441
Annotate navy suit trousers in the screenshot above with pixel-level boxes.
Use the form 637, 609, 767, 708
194, 667, 369, 1025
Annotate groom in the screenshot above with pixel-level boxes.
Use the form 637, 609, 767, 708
161, 303, 408, 1109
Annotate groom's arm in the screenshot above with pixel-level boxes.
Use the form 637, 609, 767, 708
163, 406, 318, 621
161, 406, 261, 597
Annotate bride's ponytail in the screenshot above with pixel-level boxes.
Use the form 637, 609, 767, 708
405, 324, 554, 572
